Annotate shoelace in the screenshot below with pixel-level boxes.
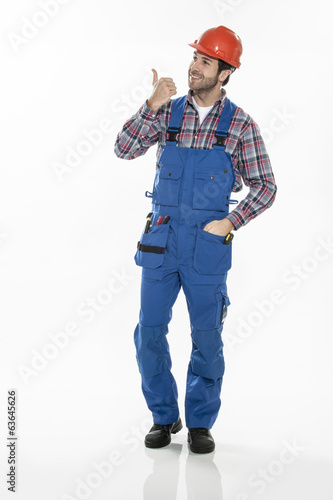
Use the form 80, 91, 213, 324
189, 428, 209, 436
153, 424, 172, 431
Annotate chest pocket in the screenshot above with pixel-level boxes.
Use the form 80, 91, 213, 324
152, 164, 183, 207
192, 171, 229, 212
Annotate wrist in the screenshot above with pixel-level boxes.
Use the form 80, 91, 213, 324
224, 218, 235, 233
146, 98, 160, 112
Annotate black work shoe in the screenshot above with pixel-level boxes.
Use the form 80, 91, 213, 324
144, 418, 183, 449
187, 428, 215, 454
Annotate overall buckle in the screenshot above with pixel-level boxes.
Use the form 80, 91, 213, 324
167, 127, 180, 142
213, 133, 227, 147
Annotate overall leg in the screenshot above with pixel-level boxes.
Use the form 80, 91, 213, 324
180, 273, 230, 429
134, 270, 181, 425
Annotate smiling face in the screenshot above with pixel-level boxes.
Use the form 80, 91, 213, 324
188, 50, 231, 95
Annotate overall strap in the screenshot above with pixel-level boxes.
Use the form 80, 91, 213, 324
166, 95, 187, 142
214, 98, 238, 147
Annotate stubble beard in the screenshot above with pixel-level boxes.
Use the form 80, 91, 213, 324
188, 72, 220, 96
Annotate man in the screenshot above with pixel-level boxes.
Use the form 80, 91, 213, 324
114, 26, 277, 454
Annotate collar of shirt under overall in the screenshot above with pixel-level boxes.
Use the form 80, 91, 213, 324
190, 95, 214, 126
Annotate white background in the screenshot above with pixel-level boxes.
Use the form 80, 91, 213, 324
0, 1, 332, 499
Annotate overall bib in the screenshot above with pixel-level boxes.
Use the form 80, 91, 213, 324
134, 96, 237, 429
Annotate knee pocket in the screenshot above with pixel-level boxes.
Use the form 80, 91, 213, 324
190, 327, 225, 381
134, 324, 169, 377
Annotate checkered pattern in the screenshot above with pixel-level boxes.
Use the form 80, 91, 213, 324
114, 89, 277, 229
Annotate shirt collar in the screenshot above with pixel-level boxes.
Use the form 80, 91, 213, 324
186, 88, 226, 109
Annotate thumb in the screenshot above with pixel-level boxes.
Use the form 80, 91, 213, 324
151, 68, 158, 86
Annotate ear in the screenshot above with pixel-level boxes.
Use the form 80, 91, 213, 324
218, 69, 231, 84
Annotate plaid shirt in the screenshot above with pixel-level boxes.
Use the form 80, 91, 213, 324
114, 89, 277, 230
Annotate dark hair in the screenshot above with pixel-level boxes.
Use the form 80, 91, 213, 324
218, 59, 236, 86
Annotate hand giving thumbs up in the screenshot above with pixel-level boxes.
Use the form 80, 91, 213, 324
147, 69, 177, 111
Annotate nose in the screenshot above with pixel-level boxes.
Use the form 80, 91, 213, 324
190, 60, 200, 73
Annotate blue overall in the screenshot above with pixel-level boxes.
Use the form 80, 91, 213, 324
134, 96, 237, 429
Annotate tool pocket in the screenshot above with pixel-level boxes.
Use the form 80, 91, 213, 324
152, 163, 183, 207
193, 224, 232, 275
134, 224, 170, 269
216, 290, 231, 325
192, 171, 229, 211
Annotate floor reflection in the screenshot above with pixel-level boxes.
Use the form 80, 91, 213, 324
143, 442, 223, 499
186, 451, 223, 499
143, 443, 183, 500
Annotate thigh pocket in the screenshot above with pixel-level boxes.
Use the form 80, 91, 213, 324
152, 164, 183, 207
134, 224, 170, 269
193, 225, 232, 275
216, 290, 231, 325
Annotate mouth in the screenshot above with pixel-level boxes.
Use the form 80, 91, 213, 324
189, 73, 201, 81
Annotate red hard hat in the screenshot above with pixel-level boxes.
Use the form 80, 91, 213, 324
188, 26, 243, 68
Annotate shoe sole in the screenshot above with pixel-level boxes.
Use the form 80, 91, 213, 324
188, 442, 215, 454
145, 419, 183, 449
